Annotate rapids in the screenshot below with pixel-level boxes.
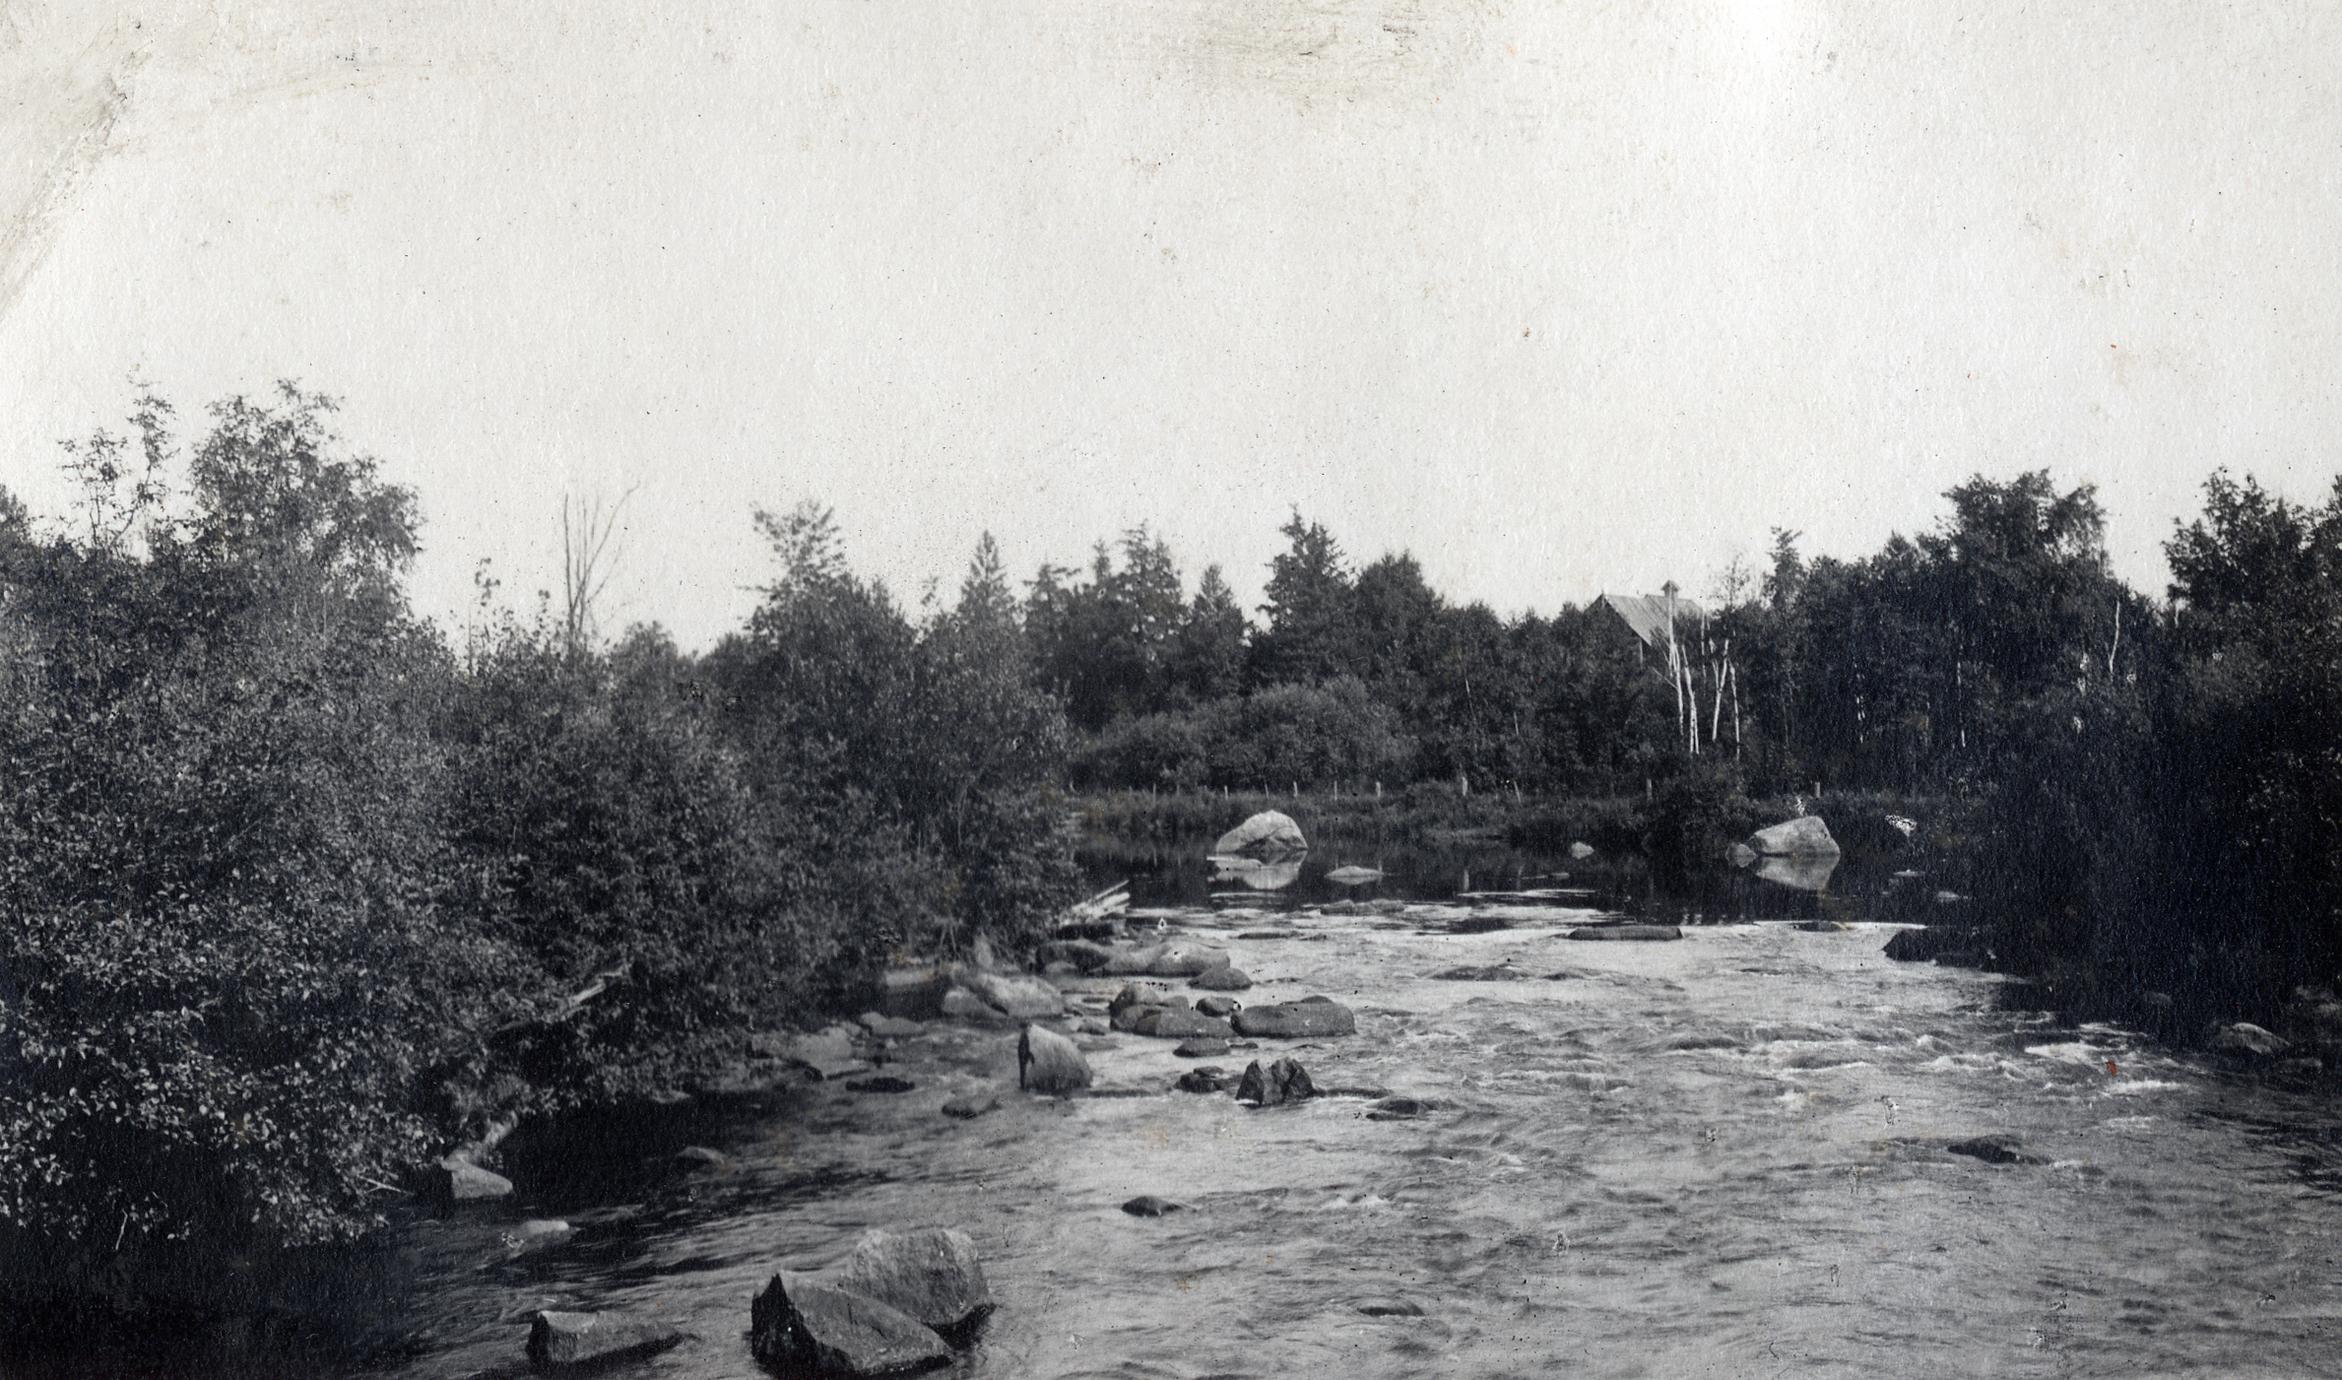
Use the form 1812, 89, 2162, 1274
375, 896, 2339, 1377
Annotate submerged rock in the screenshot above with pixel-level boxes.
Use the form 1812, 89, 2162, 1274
526, 1309, 683, 1369
1365, 1095, 1435, 1121
1175, 1067, 1234, 1094
1211, 809, 1308, 858
1233, 996, 1356, 1039
1564, 924, 1683, 942
749, 1277, 952, 1377
1357, 1297, 1426, 1317
1429, 964, 1524, 981
1236, 1057, 1316, 1106
1946, 1135, 2043, 1166
940, 1088, 999, 1120
1018, 1024, 1093, 1095
1121, 1195, 1186, 1217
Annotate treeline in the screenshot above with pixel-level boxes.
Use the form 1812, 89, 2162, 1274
0, 390, 1077, 1261
1046, 471, 2342, 1030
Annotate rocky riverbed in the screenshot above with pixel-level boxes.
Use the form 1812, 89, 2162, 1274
41, 894, 2342, 1379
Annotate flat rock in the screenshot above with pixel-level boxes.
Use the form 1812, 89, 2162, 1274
1149, 943, 1234, 978
1232, 997, 1356, 1039
1429, 964, 1524, 981
527, 1309, 684, 1369
750, 1277, 952, 1376
786, 1029, 875, 1081
1565, 924, 1682, 942
859, 1012, 927, 1039
1131, 1007, 1235, 1040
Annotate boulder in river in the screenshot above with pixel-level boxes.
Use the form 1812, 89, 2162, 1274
957, 970, 1062, 1019
1236, 1057, 1316, 1106
1429, 964, 1524, 981
2212, 1022, 2291, 1059
858, 1012, 927, 1040
1195, 996, 1241, 1020
430, 1154, 512, 1203
1101, 943, 1169, 976
526, 1309, 683, 1369
1149, 943, 1233, 978
1131, 1006, 1235, 1040
1564, 923, 1683, 942
1881, 926, 1984, 965
783, 1027, 874, 1081
1173, 1036, 1229, 1058
1018, 1023, 1093, 1095
938, 988, 1016, 1027
1211, 809, 1308, 858
1035, 939, 1114, 972
823, 1226, 995, 1335
1365, 1096, 1436, 1121
1747, 815, 1841, 857
749, 1277, 952, 1377
1190, 964, 1253, 992
1568, 841, 1597, 860
846, 1075, 917, 1095
1121, 1195, 1186, 1217
1232, 996, 1356, 1039
1725, 842, 1759, 867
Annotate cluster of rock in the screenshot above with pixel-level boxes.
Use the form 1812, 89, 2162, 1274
525, 1225, 995, 1375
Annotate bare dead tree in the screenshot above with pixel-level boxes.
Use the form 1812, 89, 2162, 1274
560, 486, 638, 656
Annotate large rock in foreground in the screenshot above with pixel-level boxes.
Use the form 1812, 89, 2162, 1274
1747, 815, 1841, 857
824, 1227, 994, 1335
750, 1277, 952, 1377
1211, 810, 1308, 858
1018, 1024, 1092, 1095
1232, 996, 1355, 1039
527, 1310, 683, 1369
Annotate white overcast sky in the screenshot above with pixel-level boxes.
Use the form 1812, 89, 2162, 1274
2, 1, 2338, 648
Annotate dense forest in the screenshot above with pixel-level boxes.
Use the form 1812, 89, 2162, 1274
2, 388, 2337, 1281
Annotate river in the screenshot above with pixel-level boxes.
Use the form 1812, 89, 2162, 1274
29, 846, 2342, 1378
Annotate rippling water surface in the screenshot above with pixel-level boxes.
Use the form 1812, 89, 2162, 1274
317, 879, 2342, 1380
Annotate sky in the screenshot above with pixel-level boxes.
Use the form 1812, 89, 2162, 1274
2, 0, 2338, 649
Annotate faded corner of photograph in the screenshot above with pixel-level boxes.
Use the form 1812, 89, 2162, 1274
1, 2, 2339, 1378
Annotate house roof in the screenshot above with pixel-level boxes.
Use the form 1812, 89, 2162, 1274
1594, 591, 1705, 650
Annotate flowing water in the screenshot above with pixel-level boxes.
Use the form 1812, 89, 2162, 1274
29, 848, 2342, 1378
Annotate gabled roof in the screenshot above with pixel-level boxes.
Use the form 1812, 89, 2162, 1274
1594, 591, 1705, 650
